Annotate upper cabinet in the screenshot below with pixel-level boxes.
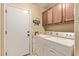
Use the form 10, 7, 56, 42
42, 11, 47, 25
64, 3, 74, 21
42, 3, 74, 26
65, 4, 74, 21
52, 4, 62, 23
47, 8, 53, 24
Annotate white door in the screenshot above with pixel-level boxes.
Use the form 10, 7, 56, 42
6, 5, 31, 56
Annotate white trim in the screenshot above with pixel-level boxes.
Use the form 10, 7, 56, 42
3, 4, 7, 56
6, 4, 31, 12
3, 4, 33, 56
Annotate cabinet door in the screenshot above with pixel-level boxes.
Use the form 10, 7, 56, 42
47, 8, 53, 24
65, 3, 74, 21
52, 4, 63, 24
42, 11, 47, 25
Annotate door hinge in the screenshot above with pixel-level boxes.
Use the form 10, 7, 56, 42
5, 52, 7, 56
5, 9, 7, 13
5, 30, 7, 35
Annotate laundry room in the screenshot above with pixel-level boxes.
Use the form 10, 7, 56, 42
0, 3, 79, 56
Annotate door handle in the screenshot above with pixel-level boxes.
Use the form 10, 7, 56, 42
27, 31, 30, 33
27, 34, 30, 36
5, 30, 7, 35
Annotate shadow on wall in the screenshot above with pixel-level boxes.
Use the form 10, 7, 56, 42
44, 21, 74, 32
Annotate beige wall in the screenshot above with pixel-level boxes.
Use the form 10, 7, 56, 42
0, 4, 4, 56
0, 3, 1, 56
44, 22, 74, 32
75, 3, 79, 55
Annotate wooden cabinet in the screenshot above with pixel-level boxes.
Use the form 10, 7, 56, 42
52, 4, 63, 23
42, 11, 47, 25
64, 3, 74, 21
47, 8, 53, 24
42, 3, 74, 26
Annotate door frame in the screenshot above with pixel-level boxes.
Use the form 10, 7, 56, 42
3, 4, 32, 56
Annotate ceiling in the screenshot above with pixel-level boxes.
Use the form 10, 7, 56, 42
33, 3, 55, 9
